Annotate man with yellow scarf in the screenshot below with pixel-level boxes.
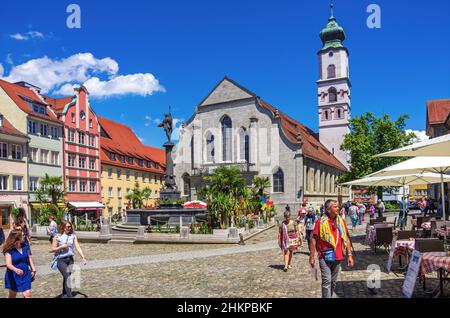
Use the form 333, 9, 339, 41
309, 199, 355, 298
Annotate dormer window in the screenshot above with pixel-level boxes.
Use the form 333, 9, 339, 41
109, 152, 116, 161
38, 106, 46, 115
127, 157, 133, 165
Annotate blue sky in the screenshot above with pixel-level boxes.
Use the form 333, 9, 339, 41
1, 0, 449, 147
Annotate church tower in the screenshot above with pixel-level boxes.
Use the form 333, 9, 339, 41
317, 1, 351, 169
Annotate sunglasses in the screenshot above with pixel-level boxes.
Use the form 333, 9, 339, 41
65, 225, 72, 229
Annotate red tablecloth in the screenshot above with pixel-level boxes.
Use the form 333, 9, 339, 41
420, 252, 450, 276
436, 228, 450, 237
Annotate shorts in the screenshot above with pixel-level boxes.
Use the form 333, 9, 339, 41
350, 216, 358, 227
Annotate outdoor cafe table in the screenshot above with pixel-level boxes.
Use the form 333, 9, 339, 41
421, 222, 431, 230
419, 252, 450, 297
436, 228, 450, 238
394, 239, 415, 269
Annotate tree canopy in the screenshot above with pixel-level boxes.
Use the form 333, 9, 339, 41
338, 112, 415, 184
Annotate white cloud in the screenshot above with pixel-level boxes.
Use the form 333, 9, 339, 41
1, 53, 164, 98
405, 129, 430, 143
10, 31, 45, 41
0, 63, 3, 77
153, 118, 162, 125
6, 54, 13, 65
171, 118, 184, 141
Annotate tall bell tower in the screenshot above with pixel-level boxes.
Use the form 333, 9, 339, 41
317, 1, 351, 169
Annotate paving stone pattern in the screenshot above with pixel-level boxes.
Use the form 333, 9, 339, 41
0, 216, 448, 298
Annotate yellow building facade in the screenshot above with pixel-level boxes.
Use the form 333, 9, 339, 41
409, 184, 429, 202
101, 164, 164, 217
98, 116, 166, 218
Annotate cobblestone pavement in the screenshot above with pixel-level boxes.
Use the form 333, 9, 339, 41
0, 217, 448, 298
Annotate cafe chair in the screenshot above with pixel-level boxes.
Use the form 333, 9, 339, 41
415, 238, 444, 253
374, 226, 393, 254
396, 230, 417, 240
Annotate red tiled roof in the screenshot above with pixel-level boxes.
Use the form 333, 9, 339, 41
0, 116, 29, 139
44, 96, 74, 113
98, 116, 165, 174
258, 99, 347, 171
0, 79, 62, 124
427, 99, 450, 125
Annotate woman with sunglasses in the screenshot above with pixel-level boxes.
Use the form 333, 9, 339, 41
51, 221, 87, 298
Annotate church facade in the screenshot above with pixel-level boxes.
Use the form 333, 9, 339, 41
174, 5, 351, 211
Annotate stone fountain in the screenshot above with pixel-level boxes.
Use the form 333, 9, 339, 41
125, 111, 207, 227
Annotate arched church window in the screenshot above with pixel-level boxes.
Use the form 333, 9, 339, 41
206, 132, 215, 163
221, 116, 232, 161
328, 87, 337, 103
335, 108, 343, 119
273, 168, 284, 193
327, 64, 336, 79
239, 128, 250, 163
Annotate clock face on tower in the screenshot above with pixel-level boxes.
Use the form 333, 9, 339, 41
80, 111, 86, 120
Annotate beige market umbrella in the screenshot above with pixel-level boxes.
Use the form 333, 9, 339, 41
368, 157, 450, 249
374, 134, 450, 158
344, 173, 450, 229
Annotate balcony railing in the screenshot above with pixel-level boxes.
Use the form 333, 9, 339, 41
191, 162, 257, 176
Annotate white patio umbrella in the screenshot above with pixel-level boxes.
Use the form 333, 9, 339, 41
368, 157, 450, 249
344, 173, 450, 229
374, 134, 450, 157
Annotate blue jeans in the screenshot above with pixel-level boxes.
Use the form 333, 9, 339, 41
358, 209, 363, 225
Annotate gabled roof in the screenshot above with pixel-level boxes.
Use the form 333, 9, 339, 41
427, 99, 450, 126
0, 79, 61, 124
44, 96, 75, 114
98, 116, 166, 174
196, 77, 348, 172
0, 115, 29, 140
258, 99, 347, 171
198, 76, 256, 107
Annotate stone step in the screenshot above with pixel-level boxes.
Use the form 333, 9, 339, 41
108, 238, 135, 244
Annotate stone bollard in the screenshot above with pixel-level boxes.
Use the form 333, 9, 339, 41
245, 224, 250, 233
137, 226, 146, 238
238, 233, 245, 245
31, 224, 37, 234
229, 227, 238, 239
257, 219, 264, 229
100, 224, 110, 237
180, 226, 190, 239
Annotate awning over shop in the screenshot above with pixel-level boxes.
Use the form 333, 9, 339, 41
68, 201, 104, 211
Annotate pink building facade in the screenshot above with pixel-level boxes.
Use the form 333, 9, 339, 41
46, 86, 103, 218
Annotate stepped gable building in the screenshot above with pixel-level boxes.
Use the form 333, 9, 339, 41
0, 80, 64, 220
45, 85, 104, 219
174, 77, 349, 210
98, 116, 166, 217
0, 114, 30, 229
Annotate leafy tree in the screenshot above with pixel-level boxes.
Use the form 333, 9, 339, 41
252, 176, 270, 197
142, 186, 151, 208
338, 112, 415, 197
125, 182, 143, 209
40, 174, 65, 205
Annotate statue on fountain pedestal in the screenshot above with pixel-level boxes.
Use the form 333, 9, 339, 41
158, 110, 179, 195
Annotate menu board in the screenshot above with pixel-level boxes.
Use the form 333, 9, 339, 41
401, 250, 422, 298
